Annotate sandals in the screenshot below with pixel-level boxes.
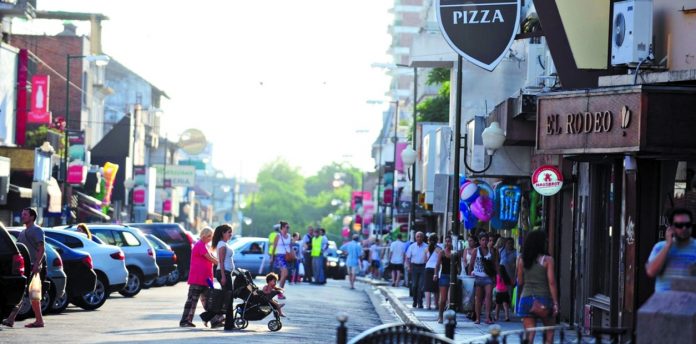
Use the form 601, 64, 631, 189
2, 319, 14, 327
179, 322, 196, 328
25, 322, 44, 328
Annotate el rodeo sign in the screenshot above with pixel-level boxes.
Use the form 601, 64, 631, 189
436, 0, 520, 71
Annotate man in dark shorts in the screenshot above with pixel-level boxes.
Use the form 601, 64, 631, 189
388, 234, 406, 287
2, 208, 46, 328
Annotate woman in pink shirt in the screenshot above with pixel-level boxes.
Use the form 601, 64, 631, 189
179, 227, 217, 327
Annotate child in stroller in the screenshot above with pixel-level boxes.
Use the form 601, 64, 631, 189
262, 273, 287, 317
231, 268, 284, 332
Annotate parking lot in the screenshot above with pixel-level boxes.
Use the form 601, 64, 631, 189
0, 278, 383, 343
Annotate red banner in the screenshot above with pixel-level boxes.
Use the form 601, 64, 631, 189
27, 75, 52, 124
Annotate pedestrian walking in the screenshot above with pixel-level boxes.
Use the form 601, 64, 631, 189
435, 235, 454, 323
499, 238, 517, 288
301, 226, 314, 282
461, 235, 479, 320
212, 224, 235, 329
405, 231, 427, 308
646, 208, 696, 291
290, 232, 302, 284
265, 224, 280, 274
493, 268, 512, 322
469, 233, 497, 325
2, 208, 46, 328
179, 227, 217, 327
340, 234, 363, 289
388, 234, 407, 287
271, 221, 293, 299
516, 230, 559, 344
369, 239, 383, 279
461, 235, 479, 275
424, 234, 441, 310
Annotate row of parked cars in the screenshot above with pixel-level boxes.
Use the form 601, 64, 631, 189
0, 222, 198, 320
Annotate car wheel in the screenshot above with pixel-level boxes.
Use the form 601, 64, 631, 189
40, 287, 52, 314
73, 275, 108, 310
49, 291, 69, 314
154, 275, 168, 287
119, 269, 143, 297
165, 270, 180, 286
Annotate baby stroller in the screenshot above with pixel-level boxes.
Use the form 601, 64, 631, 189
232, 268, 283, 332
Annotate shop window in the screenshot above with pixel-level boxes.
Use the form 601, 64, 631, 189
670, 161, 696, 238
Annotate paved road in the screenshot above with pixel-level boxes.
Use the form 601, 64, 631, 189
0, 278, 383, 343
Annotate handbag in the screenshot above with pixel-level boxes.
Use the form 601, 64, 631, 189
479, 248, 497, 278
204, 288, 233, 313
28, 273, 42, 301
298, 262, 305, 276
282, 235, 297, 263
530, 298, 550, 318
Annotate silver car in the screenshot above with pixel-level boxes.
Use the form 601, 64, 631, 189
63, 224, 159, 298
230, 237, 271, 277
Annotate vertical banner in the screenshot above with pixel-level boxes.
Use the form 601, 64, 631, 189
102, 162, 119, 205
27, 75, 52, 124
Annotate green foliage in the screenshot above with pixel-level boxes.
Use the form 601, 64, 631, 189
427, 67, 450, 85
416, 69, 450, 124
24, 125, 65, 156
244, 159, 361, 243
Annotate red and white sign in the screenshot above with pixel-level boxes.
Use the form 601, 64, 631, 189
67, 164, 85, 184
133, 187, 146, 205
28, 75, 52, 124
532, 165, 563, 196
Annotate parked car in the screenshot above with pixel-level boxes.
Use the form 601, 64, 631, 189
325, 248, 347, 280
44, 228, 127, 310
60, 224, 159, 297
7, 229, 66, 318
229, 237, 270, 277
143, 234, 178, 288
44, 237, 97, 314
127, 223, 193, 281
0, 225, 27, 319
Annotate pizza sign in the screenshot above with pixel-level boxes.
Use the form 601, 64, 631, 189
532, 165, 563, 196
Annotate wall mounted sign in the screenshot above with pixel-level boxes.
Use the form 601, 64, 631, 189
28, 75, 52, 124
532, 165, 563, 196
436, 0, 521, 71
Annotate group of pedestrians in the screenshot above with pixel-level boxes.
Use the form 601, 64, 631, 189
270, 225, 330, 286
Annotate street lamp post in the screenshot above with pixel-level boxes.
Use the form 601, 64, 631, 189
391, 100, 399, 235
62, 54, 109, 223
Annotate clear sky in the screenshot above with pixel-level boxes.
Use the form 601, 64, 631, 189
19, 0, 393, 181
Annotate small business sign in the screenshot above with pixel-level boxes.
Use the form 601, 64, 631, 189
532, 165, 563, 196
436, 0, 521, 71
133, 186, 146, 205
154, 165, 195, 187
28, 75, 52, 124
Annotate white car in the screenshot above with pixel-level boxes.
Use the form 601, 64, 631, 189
44, 228, 128, 310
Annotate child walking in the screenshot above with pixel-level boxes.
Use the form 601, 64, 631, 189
494, 268, 512, 322
262, 273, 286, 317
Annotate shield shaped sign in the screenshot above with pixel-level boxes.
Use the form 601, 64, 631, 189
437, 0, 521, 71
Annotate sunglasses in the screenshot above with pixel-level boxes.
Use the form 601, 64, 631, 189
672, 222, 692, 229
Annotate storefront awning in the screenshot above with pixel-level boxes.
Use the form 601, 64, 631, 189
77, 205, 111, 222
9, 184, 32, 198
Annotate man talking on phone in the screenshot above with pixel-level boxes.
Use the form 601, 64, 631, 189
646, 208, 696, 292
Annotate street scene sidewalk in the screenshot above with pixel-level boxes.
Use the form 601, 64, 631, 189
358, 277, 581, 344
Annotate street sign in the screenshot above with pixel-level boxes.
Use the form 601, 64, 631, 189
532, 165, 563, 196
436, 0, 521, 71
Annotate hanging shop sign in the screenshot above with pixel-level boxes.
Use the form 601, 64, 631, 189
436, 0, 521, 71
532, 165, 563, 196
27, 75, 52, 124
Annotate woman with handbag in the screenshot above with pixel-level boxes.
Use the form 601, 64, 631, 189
468, 233, 497, 324
272, 221, 294, 299
516, 230, 559, 344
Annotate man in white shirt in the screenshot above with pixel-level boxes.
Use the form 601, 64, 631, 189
388, 234, 407, 287
369, 239, 383, 279
405, 231, 427, 308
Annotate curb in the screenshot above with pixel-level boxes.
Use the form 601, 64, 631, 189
356, 276, 429, 329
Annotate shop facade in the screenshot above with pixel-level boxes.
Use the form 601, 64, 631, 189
535, 85, 696, 334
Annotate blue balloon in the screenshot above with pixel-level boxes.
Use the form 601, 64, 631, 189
460, 202, 479, 230
459, 200, 468, 213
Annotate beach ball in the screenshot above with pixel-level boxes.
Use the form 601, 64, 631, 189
460, 181, 479, 203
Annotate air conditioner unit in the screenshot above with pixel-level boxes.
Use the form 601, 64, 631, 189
611, 0, 652, 66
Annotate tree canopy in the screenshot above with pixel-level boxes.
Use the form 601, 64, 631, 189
243, 159, 362, 243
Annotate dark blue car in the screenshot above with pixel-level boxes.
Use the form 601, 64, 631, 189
143, 234, 178, 288
45, 237, 97, 313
